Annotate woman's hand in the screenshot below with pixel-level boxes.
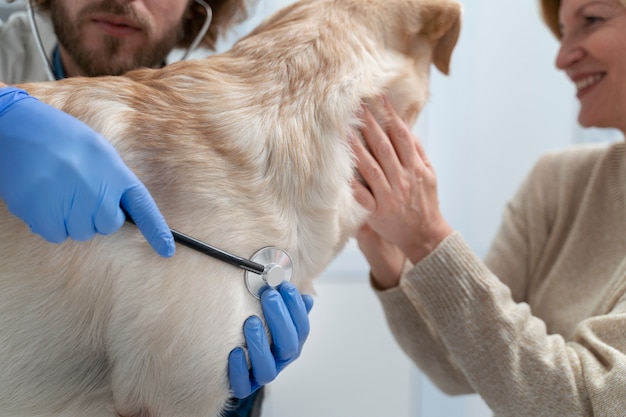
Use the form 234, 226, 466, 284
352, 97, 453, 288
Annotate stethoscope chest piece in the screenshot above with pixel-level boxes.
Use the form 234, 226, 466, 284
245, 247, 293, 299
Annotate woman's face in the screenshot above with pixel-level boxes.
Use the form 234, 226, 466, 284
556, 0, 626, 131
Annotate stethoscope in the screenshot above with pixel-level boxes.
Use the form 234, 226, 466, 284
124, 216, 294, 298
122, 207, 294, 300
170, 229, 294, 299
22, 0, 294, 297
25, 0, 213, 81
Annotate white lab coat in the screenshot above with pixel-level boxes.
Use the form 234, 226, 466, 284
0, 11, 56, 84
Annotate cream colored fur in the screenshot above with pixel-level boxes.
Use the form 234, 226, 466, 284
0, 0, 461, 416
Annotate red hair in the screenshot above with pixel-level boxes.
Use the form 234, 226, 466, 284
540, 0, 626, 39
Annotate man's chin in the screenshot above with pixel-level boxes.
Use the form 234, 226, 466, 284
72, 58, 133, 77
68, 31, 178, 76
76, 49, 160, 76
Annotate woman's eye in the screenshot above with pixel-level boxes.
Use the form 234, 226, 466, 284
583, 15, 604, 26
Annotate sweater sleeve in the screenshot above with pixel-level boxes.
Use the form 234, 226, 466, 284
375, 145, 626, 415
406, 233, 591, 415
404, 233, 626, 416
372, 150, 563, 398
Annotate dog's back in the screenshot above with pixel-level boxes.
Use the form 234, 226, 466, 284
0, 0, 461, 416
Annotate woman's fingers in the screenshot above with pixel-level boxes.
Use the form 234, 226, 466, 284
380, 96, 423, 169
350, 132, 379, 212
359, 104, 405, 190
380, 96, 434, 187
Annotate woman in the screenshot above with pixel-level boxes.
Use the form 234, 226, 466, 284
352, 0, 626, 414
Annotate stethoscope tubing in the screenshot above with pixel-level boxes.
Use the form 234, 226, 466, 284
170, 229, 266, 275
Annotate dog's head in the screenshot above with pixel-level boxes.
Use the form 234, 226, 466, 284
340, 0, 461, 73
243, 0, 462, 127
349, 0, 462, 125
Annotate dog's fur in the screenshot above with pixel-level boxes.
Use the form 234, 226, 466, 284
1, 0, 461, 416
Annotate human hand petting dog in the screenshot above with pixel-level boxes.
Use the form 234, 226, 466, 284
0, 87, 175, 257
351, 97, 453, 290
229, 282, 313, 398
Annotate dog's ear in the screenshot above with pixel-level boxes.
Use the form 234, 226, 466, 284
420, 2, 462, 75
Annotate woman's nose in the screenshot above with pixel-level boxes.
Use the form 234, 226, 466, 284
555, 34, 584, 71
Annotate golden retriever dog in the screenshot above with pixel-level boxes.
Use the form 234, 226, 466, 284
1, 0, 461, 415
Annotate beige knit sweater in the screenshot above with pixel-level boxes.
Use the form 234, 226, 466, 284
375, 141, 626, 416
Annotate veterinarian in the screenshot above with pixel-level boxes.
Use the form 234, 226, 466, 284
352, 0, 626, 414
0, 0, 312, 415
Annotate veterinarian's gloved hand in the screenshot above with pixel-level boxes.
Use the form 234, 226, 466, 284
228, 282, 314, 398
0, 87, 175, 257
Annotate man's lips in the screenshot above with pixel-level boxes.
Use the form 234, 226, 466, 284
90, 15, 142, 37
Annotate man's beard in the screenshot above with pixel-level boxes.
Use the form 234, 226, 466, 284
50, 0, 185, 77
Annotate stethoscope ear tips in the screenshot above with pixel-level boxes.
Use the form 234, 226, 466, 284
245, 247, 294, 299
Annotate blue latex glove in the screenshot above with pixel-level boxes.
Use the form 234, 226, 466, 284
229, 282, 314, 398
0, 87, 175, 257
